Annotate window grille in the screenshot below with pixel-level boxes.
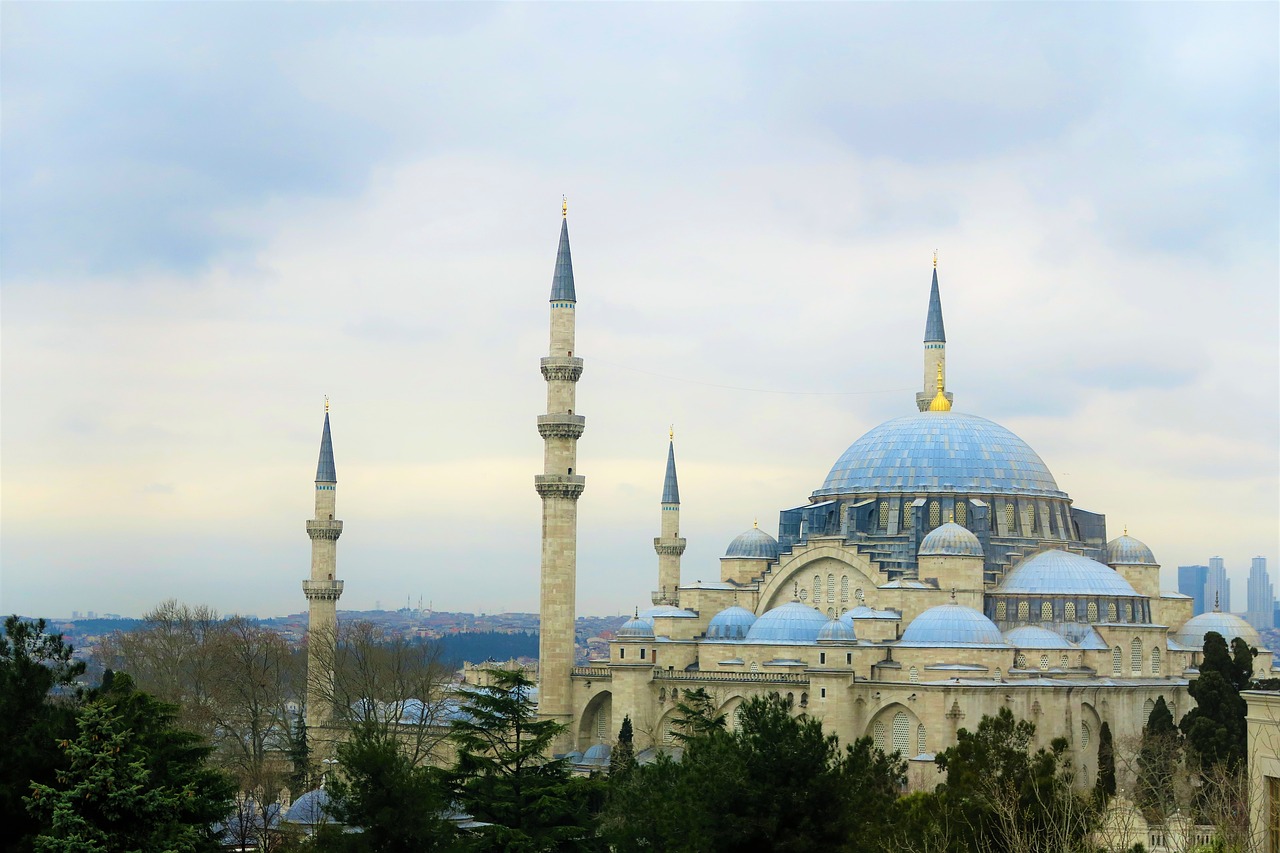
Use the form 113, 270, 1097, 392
955, 501, 967, 525
1087, 602, 1099, 621
596, 708, 606, 740
996, 601, 1007, 620
1024, 505, 1035, 535
663, 722, 675, 745
1039, 654, 1050, 671
1108, 602, 1118, 621
1112, 647, 1122, 675
873, 720, 885, 751
909, 666, 919, 684
1143, 698, 1155, 723
917, 724, 927, 755
855, 588, 864, 602
929, 501, 941, 528
879, 501, 890, 529
1005, 503, 1015, 531
1065, 602, 1077, 621
1125, 603, 1133, 622
1152, 646, 1161, 674
892, 713, 910, 755
827, 574, 836, 603
1041, 601, 1054, 621
814, 576, 821, 603
1018, 601, 1029, 621
1131, 638, 1143, 673
841, 576, 849, 602
1016, 652, 1028, 668
903, 504, 913, 528
1082, 722, 1091, 749
1060, 653, 1069, 668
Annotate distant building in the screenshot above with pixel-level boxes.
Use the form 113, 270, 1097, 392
1206, 556, 1230, 613
1178, 565, 1209, 615
1247, 556, 1274, 632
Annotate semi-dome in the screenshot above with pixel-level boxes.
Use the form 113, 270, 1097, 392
725, 526, 781, 560
814, 412, 1065, 499
1004, 626, 1075, 649
706, 605, 757, 641
580, 743, 612, 766
817, 617, 856, 643
1174, 611, 1261, 651
899, 603, 1005, 647
744, 601, 829, 644
285, 789, 332, 825
919, 522, 983, 558
996, 549, 1140, 598
617, 615, 655, 639
1106, 534, 1157, 566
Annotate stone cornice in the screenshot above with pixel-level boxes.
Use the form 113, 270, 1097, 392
302, 579, 344, 600
540, 356, 584, 383
306, 520, 343, 541
537, 413, 586, 440
535, 474, 586, 500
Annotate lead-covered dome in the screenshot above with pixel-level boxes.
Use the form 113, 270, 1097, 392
817, 617, 856, 643
1174, 612, 1261, 651
814, 412, 1064, 499
997, 549, 1140, 597
725, 526, 781, 560
919, 522, 983, 558
706, 606, 757, 641
1106, 535, 1157, 566
617, 615, 655, 639
899, 603, 1005, 647
744, 601, 828, 643
1004, 626, 1075, 649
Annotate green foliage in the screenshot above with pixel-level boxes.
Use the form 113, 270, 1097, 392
668, 687, 725, 742
1136, 697, 1182, 819
1, 616, 87, 851
601, 693, 905, 853
286, 717, 311, 795
608, 715, 635, 778
448, 668, 600, 852
1181, 632, 1252, 771
26, 673, 233, 853
1096, 721, 1116, 800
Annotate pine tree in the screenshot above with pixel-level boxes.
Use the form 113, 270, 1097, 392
286, 716, 311, 795
609, 715, 635, 777
1095, 721, 1116, 799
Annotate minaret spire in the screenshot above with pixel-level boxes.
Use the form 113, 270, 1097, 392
916, 258, 954, 412
303, 401, 344, 743
535, 203, 586, 752
653, 430, 687, 605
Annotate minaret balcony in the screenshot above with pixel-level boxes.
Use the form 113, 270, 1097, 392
535, 473, 586, 500
303, 579, 344, 601
654, 537, 687, 556
306, 519, 343, 540
537, 414, 587, 440
540, 357, 584, 383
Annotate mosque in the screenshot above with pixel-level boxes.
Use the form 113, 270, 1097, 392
299, 206, 1271, 791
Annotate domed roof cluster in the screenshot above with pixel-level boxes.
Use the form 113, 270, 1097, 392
919, 522, 983, 558
899, 603, 1005, 647
706, 605, 757, 641
744, 601, 828, 644
996, 549, 1140, 598
1174, 611, 1261, 651
1106, 534, 1157, 566
725, 526, 780, 560
814, 412, 1065, 499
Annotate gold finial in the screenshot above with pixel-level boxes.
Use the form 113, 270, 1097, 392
793, 582, 800, 600
562, 195, 567, 218
324, 395, 329, 414
1123, 525, 1128, 536
928, 363, 951, 412
754, 518, 759, 529
669, 424, 674, 441
950, 587, 957, 602
947, 509, 955, 524
933, 250, 938, 269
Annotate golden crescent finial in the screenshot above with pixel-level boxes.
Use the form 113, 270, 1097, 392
933, 250, 938, 269
324, 395, 329, 414
562, 195, 567, 218
754, 518, 759, 529
669, 424, 674, 441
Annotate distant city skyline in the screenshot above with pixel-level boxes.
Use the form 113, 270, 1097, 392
3, 3, 1277, 619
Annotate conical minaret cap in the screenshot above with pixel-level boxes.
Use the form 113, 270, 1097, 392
316, 412, 337, 482
549, 217, 576, 302
924, 266, 946, 343
662, 440, 680, 504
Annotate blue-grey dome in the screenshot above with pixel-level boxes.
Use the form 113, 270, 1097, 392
706, 606, 757, 641
617, 615, 655, 639
996, 549, 1140, 597
725, 526, 781, 560
817, 617, 856, 643
744, 601, 828, 644
1004, 626, 1075, 649
580, 743, 612, 765
285, 789, 332, 825
1106, 535, 1157, 566
919, 522, 983, 558
1174, 611, 1260, 651
899, 604, 1005, 647
637, 605, 697, 621
814, 412, 1064, 499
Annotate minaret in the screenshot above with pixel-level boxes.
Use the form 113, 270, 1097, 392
535, 200, 585, 747
652, 429, 687, 605
303, 400, 343, 733
916, 255, 954, 412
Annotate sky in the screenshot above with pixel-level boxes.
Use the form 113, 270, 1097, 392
2, 2, 1277, 621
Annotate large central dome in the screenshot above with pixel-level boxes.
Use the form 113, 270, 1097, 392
814, 411, 1064, 499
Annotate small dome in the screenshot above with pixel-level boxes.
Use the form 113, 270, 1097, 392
1106, 535, 1157, 566
996, 549, 1140, 597
285, 789, 332, 825
1003, 626, 1075, 649
637, 605, 697, 620
617, 615, 655, 639
706, 606, 757, 641
919, 522, 983, 558
817, 617, 856, 643
744, 601, 829, 644
1174, 611, 1261, 651
580, 743, 612, 765
725, 526, 781, 560
900, 604, 1005, 647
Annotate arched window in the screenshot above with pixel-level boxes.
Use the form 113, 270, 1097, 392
814, 576, 822, 603
1143, 698, 1155, 723
955, 501, 967, 525
873, 720, 885, 751
799, 589, 808, 601
1005, 503, 1015, 531
841, 576, 849, 602
1125, 603, 1134, 622
929, 501, 941, 528
663, 721, 675, 745
1060, 653, 1069, 669
734, 704, 746, 730
749, 661, 759, 672
995, 601, 1007, 620
1081, 722, 1091, 749
827, 607, 835, 618
879, 500, 890, 529
1023, 505, 1035, 535
1087, 602, 1099, 621
1131, 638, 1142, 673
1112, 647, 1122, 675
1039, 654, 1050, 671
827, 574, 836, 603
917, 724, 927, 754
1152, 646, 1161, 674
855, 588, 864, 602
994, 667, 1002, 681
1108, 602, 1118, 621
596, 708, 607, 740
1018, 601, 1029, 621
892, 712, 910, 755
1016, 652, 1028, 668
1065, 602, 1077, 621
902, 504, 913, 529
1041, 601, 1054, 621
909, 666, 919, 684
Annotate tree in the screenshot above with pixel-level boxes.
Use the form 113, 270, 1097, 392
287, 716, 312, 795
1, 616, 86, 852
26, 673, 234, 853
449, 667, 600, 852
1181, 631, 1253, 771
1095, 721, 1116, 800
1135, 697, 1181, 820
668, 687, 725, 742
608, 715, 635, 777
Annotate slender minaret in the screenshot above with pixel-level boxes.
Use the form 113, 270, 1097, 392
652, 429, 687, 605
535, 200, 585, 747
303, 400, 343, 732
916, 254, 954, 412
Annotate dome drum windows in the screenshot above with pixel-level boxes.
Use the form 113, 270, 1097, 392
1040, 601, 1054, 621
879, 500, 890, 530
955, 501, 967, 526
929, 501, 941, 529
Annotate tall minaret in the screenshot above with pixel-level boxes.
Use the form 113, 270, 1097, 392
303, 400, 343, 732
916, 255, 954, 412
535, 200, 585, 746
652, 429, 687, 605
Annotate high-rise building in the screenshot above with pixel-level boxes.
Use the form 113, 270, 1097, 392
1247, 557, 1274, 631
1206, 556, 1230, 613
1178, 564, 1209, 615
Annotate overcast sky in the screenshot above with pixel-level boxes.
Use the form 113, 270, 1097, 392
3, 2, 1277, 620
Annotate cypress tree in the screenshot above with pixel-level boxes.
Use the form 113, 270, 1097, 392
1136, 697, 1180, 818
609, 715, 636, 777
1181, 632, 1252, 770
1096, 721, 1116, 799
